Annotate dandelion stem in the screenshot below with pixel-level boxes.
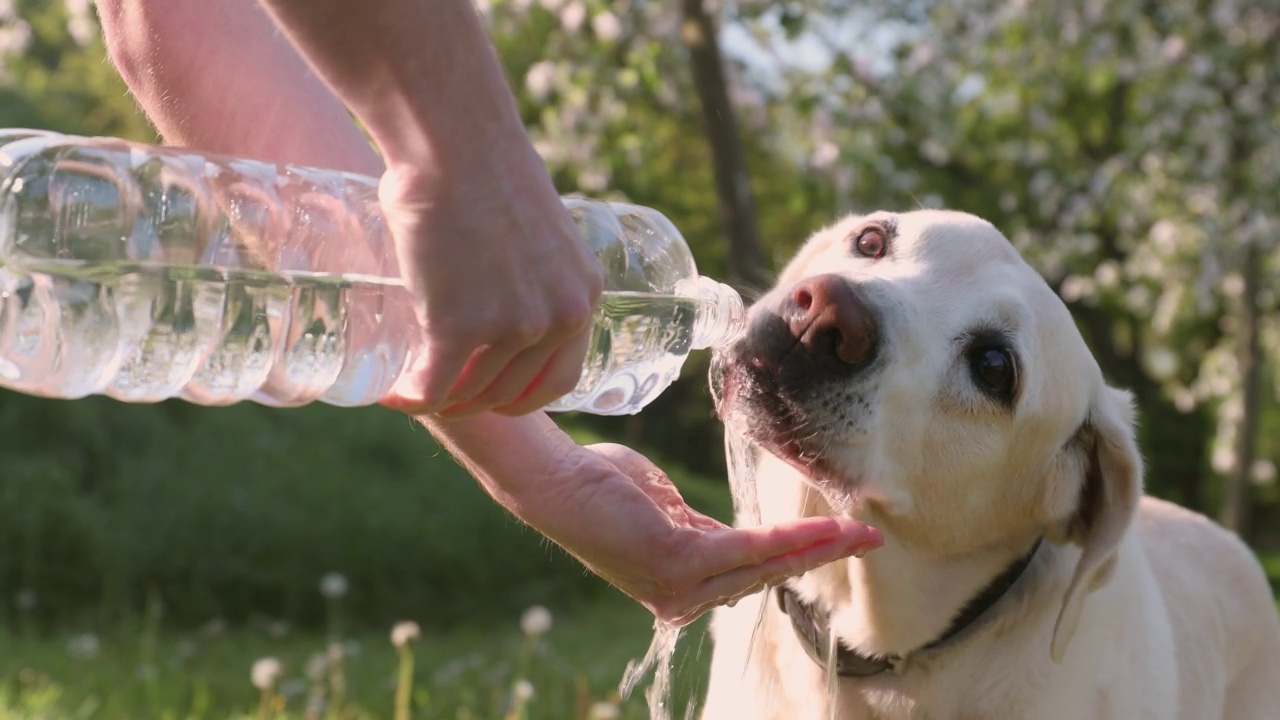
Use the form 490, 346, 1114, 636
257, 687, 275, 720
394, 644, 416, 720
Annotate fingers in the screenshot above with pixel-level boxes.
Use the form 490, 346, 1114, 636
502, 325, 594, 414
652, 518, 883, 626
486, 325, 593, 417
440, 341, 530, 409
702, 516, 881, 571
437, 342, 559, 418
401, 299, 594, 416
405, 338, 476, 411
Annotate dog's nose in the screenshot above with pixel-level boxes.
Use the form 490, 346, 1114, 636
787, 274, 877, 368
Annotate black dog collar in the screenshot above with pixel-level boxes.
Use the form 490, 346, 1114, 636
777, 537, 1043, 677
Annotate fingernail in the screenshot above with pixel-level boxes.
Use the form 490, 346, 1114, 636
847, 527, 883, 557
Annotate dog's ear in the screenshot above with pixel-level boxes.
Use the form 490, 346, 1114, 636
1050, 386, 1143, 663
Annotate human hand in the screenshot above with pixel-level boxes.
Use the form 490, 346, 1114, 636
379, 139, 604, 418
419, 412, 883, 626
553, 442, 883, 625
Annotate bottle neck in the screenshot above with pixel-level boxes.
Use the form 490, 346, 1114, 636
690, 276, 746, 350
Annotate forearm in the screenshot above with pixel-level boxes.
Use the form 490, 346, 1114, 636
417, 412, 574, 518
253, 0, 530, 174
97, 0, 383, 175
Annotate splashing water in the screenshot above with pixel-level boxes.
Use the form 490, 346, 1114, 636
709, 351, 762, 525
712, 347, 848, 717
622, 348, 856, 718
619, 620, 682, 720
617, 351, 761, 720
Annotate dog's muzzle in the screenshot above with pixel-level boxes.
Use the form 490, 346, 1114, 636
737, 273, 879, 386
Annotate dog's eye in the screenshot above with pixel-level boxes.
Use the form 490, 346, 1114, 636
968, 346, 1017, 401
853, 228, 887, 259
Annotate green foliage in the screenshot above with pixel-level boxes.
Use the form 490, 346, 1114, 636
0, 392, 619, 629
0, 0, 152, 141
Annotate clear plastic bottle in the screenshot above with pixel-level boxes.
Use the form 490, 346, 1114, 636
0, 129, 745, 415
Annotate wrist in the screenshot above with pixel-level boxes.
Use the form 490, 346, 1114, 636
415, 412, 572, 514
351, 3, 528, 172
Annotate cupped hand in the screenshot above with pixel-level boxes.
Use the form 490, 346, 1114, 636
557, 442, 883, 625
379, 139, 604, 418
418, 411, 883, 626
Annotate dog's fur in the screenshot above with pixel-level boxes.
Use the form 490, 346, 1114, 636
701, 210, 1280, 719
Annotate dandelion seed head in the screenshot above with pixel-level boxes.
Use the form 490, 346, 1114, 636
174, 639, 198, 661
512, 678, 535, 702
251, 657, 283, 690
279, 678, 308, 699
319, 572, 349, 599
391, 620, 421, 648
588, 700, 621, 720
520, 605, 553, 637
305, 652, 328, 682
201, 617, 228, 637
327, 641, 346, 664
66, 633, 100, 661
13, 588, 37, 612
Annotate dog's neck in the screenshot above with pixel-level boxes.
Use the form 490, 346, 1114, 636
753, 453, 1043, 660
790, 525, 1042, 660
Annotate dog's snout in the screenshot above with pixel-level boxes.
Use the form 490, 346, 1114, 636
787, 275, 877, 368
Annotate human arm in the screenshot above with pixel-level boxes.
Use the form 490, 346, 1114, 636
249, 0, 605, 417
101, 0, 600, 416
96, 0, 383, 175
96, 0, 883, 624
418, 411, 881, 625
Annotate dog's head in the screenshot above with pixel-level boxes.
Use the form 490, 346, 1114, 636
716, 209, 1142, 660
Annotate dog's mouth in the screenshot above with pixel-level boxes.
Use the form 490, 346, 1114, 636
712, 351, 849, 487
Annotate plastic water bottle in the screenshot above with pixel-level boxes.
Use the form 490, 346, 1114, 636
0, 129, 745, 415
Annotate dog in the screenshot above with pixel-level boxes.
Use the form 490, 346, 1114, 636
700, 210, 1280, 719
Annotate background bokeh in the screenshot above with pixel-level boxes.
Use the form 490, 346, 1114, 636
0, 0, 1276, 717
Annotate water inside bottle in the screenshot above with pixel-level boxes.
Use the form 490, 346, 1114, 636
551, 291, 699, 415
0, 259, 408, 406
0, 255, 712, 411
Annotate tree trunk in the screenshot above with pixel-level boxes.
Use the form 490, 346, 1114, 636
1220, 238, 1262, 539
679, 0, 770, 290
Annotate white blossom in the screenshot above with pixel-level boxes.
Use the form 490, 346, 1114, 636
524, 60, 557, 101
591, 11, 622, 41
560, 1, 586, 32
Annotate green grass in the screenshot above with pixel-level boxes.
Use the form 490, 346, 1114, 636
0, 596, 716, 720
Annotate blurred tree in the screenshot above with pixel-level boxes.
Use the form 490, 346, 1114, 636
680, 0, 770, 289
0, 0, 152, 140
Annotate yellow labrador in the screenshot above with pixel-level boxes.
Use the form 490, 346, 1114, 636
702, 210, 1280, 719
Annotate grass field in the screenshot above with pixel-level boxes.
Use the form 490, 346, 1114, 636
5, 554, 1275, 720
0, 594, 718, 720
2, 422, 1275, 720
